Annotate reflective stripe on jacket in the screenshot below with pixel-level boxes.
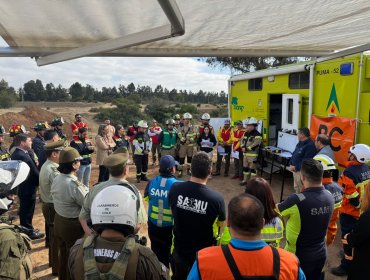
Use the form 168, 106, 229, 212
160, 129, 178, 150
133, 132, 152, 155
339, 161, 370, 218
145, 176, 179, 227
219, 216, 284, 247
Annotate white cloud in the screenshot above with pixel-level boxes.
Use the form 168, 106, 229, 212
0, 56, 229, 93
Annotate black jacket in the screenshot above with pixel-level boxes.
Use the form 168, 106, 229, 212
32, 135, 46, 168
70, 138, 94, 165
11, 148, 39, 196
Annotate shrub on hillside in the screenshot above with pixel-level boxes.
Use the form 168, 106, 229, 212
94, 99, 145, 126
0, 90, 17, 108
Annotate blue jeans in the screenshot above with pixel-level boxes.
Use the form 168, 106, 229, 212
77, 164, 91, 187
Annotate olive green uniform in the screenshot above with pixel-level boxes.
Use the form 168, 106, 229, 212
0, 224, 33, 280
69, 235, 168, 280
39, 159, 59, 274
51, 173, 89, 280
80, 177, 147, 224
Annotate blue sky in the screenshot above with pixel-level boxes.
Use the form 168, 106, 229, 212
0, 38, 230, 93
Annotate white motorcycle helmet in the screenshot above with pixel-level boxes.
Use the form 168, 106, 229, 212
349, 144, 370, 163
313, 154, 336, 171
183, 112, 192, 120
91, 185, 139, 230
201, 113, 211, 121
0, 161, 30, 214
137, 120, 148, 128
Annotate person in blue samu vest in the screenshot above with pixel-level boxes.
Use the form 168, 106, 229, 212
144, 155, 181, 268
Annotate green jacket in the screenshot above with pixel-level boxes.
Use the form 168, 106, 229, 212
0, 224, 32, 279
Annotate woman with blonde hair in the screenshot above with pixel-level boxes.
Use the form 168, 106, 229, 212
344, 182, 370, 280
95, 124, 116, 182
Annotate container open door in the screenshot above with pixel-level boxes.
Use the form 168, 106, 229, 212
281, 94, 301, 133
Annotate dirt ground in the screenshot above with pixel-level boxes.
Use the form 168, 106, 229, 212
1, 103, 345, 279
27, 163, 344, 280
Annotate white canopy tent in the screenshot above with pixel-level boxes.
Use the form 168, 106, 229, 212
0, 0, 370, 66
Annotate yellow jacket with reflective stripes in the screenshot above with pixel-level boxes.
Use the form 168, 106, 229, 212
219, 216, 284, 247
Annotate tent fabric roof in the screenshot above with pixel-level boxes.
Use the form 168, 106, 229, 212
1, 0, 370, 61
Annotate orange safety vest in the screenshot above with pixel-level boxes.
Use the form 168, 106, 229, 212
218, 127, 232, 144
197, 244, 299, 280
232, 129, 245, 151
71, 122, 87, 140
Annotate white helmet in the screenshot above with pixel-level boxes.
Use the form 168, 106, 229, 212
183, 112, 192, 120
137, 120, 148, 128
201, 113, 211, 121
349, 144, 370, 163
245, 117, 258, 126
314, 154, 336, 171
91, 185, 139, 229
0, 161, 30, 214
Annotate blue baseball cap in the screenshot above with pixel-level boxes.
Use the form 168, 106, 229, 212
160, 155, 179, 170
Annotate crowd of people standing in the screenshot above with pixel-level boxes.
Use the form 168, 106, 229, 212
0, 112, 370, 280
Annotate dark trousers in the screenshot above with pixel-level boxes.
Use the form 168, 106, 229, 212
134, 154, 148, 178
18, 192, 36, 229
340, 213, 358, 271
216, 148, 231, 174
151, 143, 161, 163
170, 250, 195, 280
54, 213, 84, 280
42, 203, 58, 274
148, 220, 172, 268
98, 165, 109, 182
300, 258, 326, 280
233, 150, 243, 177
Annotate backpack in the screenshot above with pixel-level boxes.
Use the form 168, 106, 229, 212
0, 224, 33, 279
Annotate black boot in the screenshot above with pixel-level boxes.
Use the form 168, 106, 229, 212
141, 174, 149, 181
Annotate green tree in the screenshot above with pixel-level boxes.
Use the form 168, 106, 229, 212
69, 82, 84, 101
0, 82, 17, 108
23, 80, 37, 101
204, 57, 302, 72
145, 100, 175, 124
95, 98, 145, 127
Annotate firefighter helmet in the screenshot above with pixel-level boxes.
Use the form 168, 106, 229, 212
349, 144, 370, 163
314, 154, 336, 171
174, 114, 181, 120
51, 117, 64, 127
165, 119, 176, 125
245, 117, 258, 126
9, 124, 28, 137
201, 113, 211, 121
33, 122, 49, 131
137, 120, 148, 128
183, 113, 192, 120
0, 125, 7, 136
